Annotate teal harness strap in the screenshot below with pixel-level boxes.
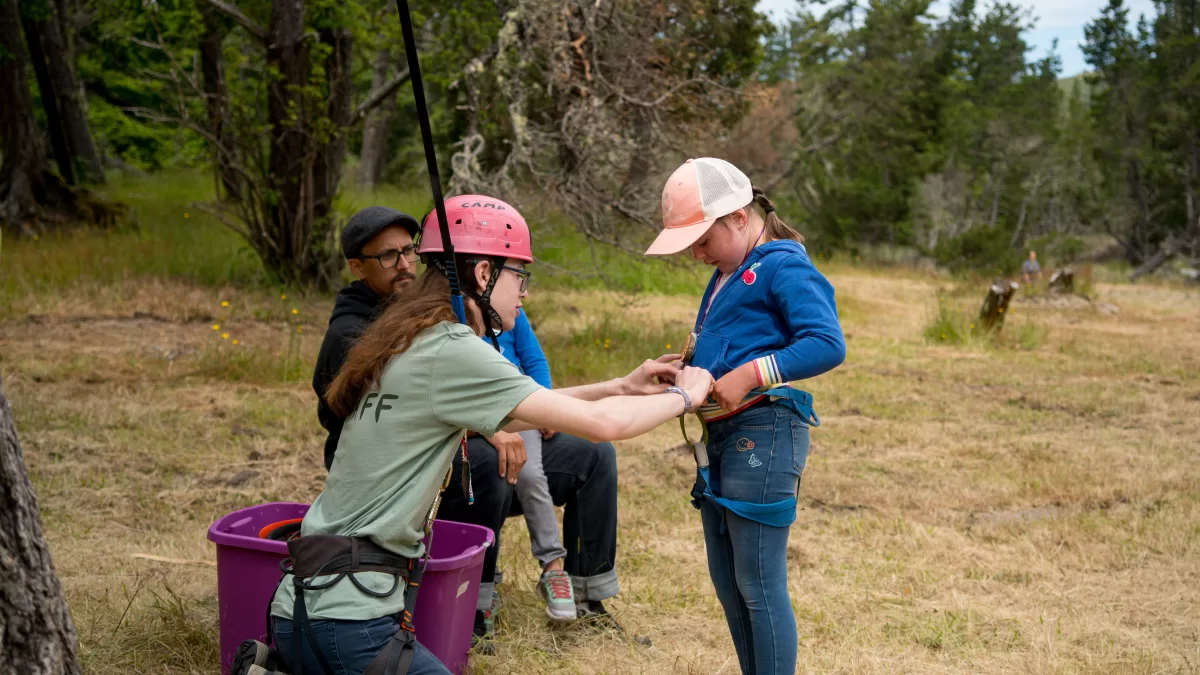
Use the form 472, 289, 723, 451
683, 388, 819, 529
752, 386, 820, 427
696, 466, 798, 528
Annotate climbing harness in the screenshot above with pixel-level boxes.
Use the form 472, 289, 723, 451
260, 465, 454, 675
681, 387, 820, 529
283, 536, 420, 675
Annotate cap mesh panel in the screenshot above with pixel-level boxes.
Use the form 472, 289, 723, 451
695, 160, 735, 208
713, 158, 751, 190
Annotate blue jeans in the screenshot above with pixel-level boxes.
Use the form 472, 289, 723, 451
695, 402, 809, 675
271, 615, 450, 675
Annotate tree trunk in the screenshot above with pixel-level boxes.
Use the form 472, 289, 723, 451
309, 21, 351, 288
266, 0, 310, 281
978, 279, 1018, 332
1048, 267, 1075, 294
20, 0, 74, 186
0, 377, 83, 675
19, 0, 104, 185
316, 23, 352, 204
199, 3, 239, 200
1, 0, 46, 234
357, 46, 397, 190
1129, 236, 1186, 282
1189, 132, 1199, 258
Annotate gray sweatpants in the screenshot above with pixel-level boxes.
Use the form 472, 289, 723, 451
516, 430, 569, 566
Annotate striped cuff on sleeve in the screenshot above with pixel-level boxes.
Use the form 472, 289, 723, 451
752, 355, 784, 387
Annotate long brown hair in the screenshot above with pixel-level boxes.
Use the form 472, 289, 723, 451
718, 186, 805, 243
326, 264, 484, 418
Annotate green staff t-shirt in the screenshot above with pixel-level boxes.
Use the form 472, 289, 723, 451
271, 321, 542, 621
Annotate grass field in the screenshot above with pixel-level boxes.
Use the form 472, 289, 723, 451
2, 175, 1198, 674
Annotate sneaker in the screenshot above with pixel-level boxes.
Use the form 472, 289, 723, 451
538, 570, 578, 622
230, 640, 285, 674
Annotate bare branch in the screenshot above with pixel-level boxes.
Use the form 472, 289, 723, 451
202, 0, 266, 42
352, 67, 409, 120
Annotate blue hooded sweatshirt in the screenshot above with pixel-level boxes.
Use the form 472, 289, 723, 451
689, 240, 845, 411
485, 309, 552, 389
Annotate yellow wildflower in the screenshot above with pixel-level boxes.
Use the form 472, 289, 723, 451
212, 323, 220, 331
665, 343, 672, 350
221, 333, 230, 339
297, 327, 303, 334
232, 339, 240, 345
281, 294, 287, 300
221, 300, 229, 307
291, 308, 299, 315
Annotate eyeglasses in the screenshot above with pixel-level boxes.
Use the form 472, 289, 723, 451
502, 265, 531, 293
360, 245, 418, 269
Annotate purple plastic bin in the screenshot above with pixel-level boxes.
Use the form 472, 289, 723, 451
207, 502, 494, 675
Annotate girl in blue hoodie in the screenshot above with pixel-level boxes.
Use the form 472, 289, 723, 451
646, 158, 846, 675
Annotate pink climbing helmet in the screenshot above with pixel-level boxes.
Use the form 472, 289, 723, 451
417, 195, 533, 263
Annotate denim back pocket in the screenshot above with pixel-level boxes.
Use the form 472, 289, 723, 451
790, 419, 811, 475
358, 615, 401, 651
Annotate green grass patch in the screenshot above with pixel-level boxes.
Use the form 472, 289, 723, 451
2, 171, 263, 310
192, 329, 312, 384
2, 170, 707, 310
528, 214, 709, 294
541, 311, 691, 386
923, 295, 1045, 350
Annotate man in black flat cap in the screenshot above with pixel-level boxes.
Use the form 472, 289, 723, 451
313, 206, 421, 470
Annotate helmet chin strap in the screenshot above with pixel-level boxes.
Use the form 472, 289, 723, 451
431, 258, 505, 351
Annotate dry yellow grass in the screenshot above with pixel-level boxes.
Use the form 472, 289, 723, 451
2, 268, 1198, 674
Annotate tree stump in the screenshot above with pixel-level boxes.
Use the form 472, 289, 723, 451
0, 377, 82, 675
1048, 267, 1074, 294
979, 279, 1019, 332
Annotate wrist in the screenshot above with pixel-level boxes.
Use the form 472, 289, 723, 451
664, 386, 693, 414
615, 376, 633, 396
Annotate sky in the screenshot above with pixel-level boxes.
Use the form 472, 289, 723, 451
756, 0, 1158, 77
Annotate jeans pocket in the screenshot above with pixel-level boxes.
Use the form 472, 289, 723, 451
270, 616, 293, 640
790, 419, 811, 476
358, 615, 401, 651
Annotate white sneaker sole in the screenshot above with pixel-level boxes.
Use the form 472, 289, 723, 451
545, 605, 578, 622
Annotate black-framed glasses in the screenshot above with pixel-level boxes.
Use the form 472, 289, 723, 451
502, 265, 531, 293
361, 245, 418, 269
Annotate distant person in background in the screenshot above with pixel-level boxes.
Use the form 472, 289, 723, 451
1022, 250, 1042, 285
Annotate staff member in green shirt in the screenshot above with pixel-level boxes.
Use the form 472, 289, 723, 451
261, 196, 712, 675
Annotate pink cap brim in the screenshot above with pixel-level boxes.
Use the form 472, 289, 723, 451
644, 218, 717, 256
